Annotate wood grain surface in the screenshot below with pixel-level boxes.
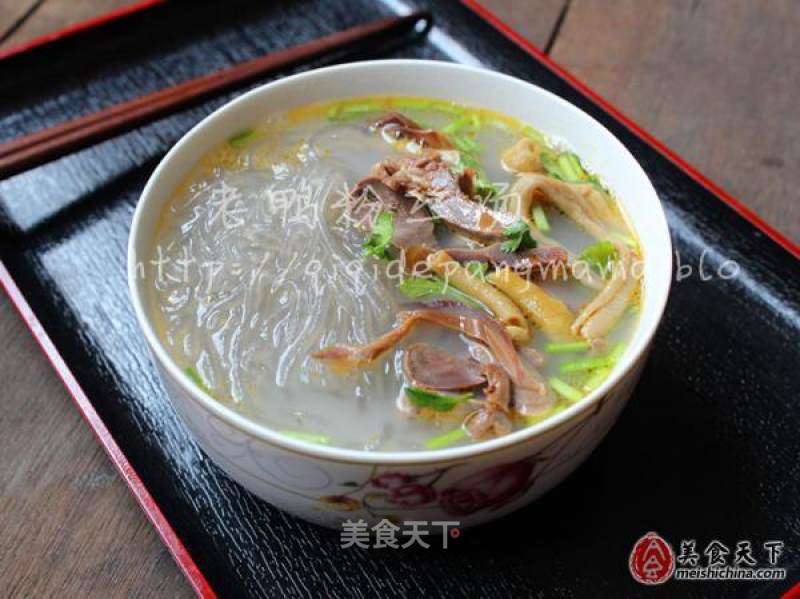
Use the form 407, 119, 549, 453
549, 0, 800, 242
0, 295, 192, 598
0, 0, 131, 47
0, 1, 797, 597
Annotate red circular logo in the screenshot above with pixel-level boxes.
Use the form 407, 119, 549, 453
629, 532, 675, 585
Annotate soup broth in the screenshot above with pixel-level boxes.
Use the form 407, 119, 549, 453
147, 96, 642, 451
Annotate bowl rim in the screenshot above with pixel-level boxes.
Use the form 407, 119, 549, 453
128, 59, 672, 465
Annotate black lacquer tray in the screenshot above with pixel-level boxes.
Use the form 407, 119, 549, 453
1, 1, 798, 597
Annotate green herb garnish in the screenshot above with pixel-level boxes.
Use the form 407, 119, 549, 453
557, 153, 584, 181
559, 355, 613, 374
582, 367, 611, 393
362, 210, 394, 260
427, 101, 465, 115
524, 403, 565, 426
280, 430, 331, 445
501, 220, 537, 253
532, 205, 550, 232
227, 128, 258, 148
424, 428, 467, 449
450, 134, 480, 154
185, 367, 212, 395
545, 341, 592, 354
442, 113, 481, 135
579, 240, 618, 277
549, 377, 584, 403
541, 150, 605, 190
474, 176, 499, 200
559, 342, 626, 374
397, 276, 483, 309
327, 101, 382, 122
406, 387, 473, 412
390, 98, 433, 111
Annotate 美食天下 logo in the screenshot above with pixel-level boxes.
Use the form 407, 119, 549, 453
629, 531, 676, 585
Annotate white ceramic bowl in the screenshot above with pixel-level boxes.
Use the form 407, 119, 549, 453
128, 60, 671, 529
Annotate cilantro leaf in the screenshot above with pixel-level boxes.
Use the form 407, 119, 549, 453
397, 276, 483, 309
501, 220, 537, 253
362, 210, 394, 260
579, 240, 618, 277
405, 387, 473, 412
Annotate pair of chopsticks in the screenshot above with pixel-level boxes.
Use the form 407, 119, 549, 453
0, 11, 432, 180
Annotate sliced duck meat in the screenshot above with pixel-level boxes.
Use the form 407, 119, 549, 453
350, 176, 436, 249
372, 112, 454, 150
313, 301, 554, 414
402, 343, 485, 391
371, 155, 520, 242
445, 243, 569, 280
465, 363, 513, 439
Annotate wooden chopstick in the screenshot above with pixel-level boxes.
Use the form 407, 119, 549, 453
0, 11, 432, 179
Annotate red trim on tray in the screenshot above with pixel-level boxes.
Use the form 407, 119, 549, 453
0, 0, 166, 61
0, 262, 216, 599
460, 0, 800, 260
782, 582, 800, 599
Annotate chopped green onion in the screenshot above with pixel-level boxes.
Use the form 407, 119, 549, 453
185, 367, 212, 395
532, 205, 550, 232
397, 276, 483, 309
559, 342, 626, 374
503, 219, 529, 237
442, 113, 481, 134
406, 387, 473, 412
549, 377, 584, 403
425, 428, 467, 449
454, 152, 480, 171
327, 101, 382, 121
539, 150, 604, 189
227, 128, 258, 148
501, 220, 537, 253
390, 98, 433, 111
389, 99, 464, 115
560, 355, 613, 374
362, 210, 394, 260
524, 403, 564, 426
465, 261, 489, 281
557, 153, 584, 181
608, 342, 627, 362
545, 341, 592, 354
579, 240, 618, 277
582, 367, 611, 393
428, 101, 465, 115
450, 134, 480, 154
280, 430, 331, 445
540, 151, 563, 180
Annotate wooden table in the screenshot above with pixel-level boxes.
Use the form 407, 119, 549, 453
1, 1, 797, 596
